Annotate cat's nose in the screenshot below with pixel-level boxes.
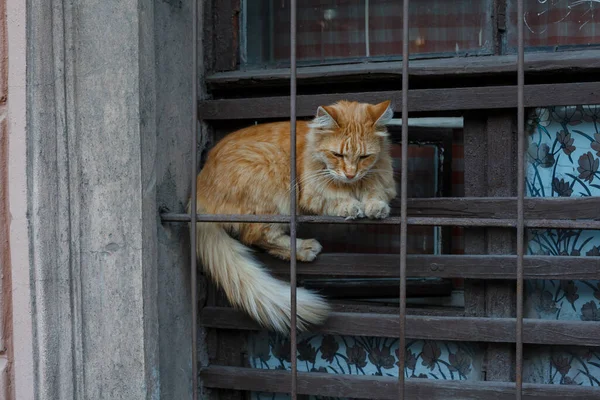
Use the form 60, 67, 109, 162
345, 172, 356, 179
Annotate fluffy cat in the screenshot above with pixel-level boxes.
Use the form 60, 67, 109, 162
188, 100, 396, 333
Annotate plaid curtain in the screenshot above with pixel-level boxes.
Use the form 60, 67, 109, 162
246, 0, 597, 65
250, 0, 492, 65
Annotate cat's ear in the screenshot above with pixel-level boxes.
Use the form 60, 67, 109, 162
369, 100, 393, 137
308, 105, 339, 131
370, 100, 393, 125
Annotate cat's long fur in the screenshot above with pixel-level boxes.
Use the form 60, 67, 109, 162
189, 100, 396, 333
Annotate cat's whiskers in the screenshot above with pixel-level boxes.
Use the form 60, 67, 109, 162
294, 170, 331, 188
288, 169, 334, 194
311, 175, 337, 195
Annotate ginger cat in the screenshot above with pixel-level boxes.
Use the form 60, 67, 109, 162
189, 100, 396, 333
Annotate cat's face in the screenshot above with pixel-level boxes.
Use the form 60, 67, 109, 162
308, 100, 393, 183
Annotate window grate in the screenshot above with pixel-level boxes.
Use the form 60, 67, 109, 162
397, 0, 410, 396
289, 1, 299, 395
161, 212, 600, 230
190, 0, 198, 395
161, 0, 600, 398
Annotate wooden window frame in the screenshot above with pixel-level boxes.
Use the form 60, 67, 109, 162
189, 106, 600, 399
202, 0, 600, 83
160, 0, 600, 398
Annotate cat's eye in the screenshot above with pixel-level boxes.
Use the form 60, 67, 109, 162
331, 152, 343, 157
359, 155, 372, 159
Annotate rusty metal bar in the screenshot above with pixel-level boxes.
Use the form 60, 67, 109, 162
160, 213, 600, 230
398, 0, 409, 396
516, 0, 525, 395
289, 0, 298, 398
191, 0, 198, 396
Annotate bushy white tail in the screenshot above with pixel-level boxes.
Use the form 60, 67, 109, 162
193, 221, 330, 333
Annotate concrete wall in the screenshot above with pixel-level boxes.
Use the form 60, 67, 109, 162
0, 0, 13, 397
5, 0, 202, 398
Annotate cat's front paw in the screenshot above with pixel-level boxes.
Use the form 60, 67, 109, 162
297, 239, 322, 262
364, 199, 391, 219
336, 200, 365, 220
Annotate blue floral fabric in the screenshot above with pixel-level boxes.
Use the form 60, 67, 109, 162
248, 332, 479, 400
524, 105, 600, 386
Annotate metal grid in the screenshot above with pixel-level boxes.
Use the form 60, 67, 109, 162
159, 0, 600, 398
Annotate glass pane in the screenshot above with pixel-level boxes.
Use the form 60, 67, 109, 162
299, 142, 442, 255
508, 0, 600, 51
523, 345, 600, 386
243, 0, 492, 67
525, 104, 600, 323
247, 331, 483, 390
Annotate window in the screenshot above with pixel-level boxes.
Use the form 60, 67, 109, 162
242, 0, 493, 67
164, 0, 600, 398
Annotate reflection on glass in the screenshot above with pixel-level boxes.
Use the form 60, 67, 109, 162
509, 0, 600, 50
243, 0, 492, 66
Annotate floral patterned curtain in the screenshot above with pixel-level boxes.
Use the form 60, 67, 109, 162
524, 105, 600, 386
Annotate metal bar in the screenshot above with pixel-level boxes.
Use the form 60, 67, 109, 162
399, 0, 409, 396
191, 0, 198, 396
160, 213, 600, 229
289, 0, 298, 398
516, 0, 525, 395
365, 0, 370, 57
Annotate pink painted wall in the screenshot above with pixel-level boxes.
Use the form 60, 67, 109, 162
5, 0, 34, 397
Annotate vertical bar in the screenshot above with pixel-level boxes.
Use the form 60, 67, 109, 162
289, 0, 298, 399
516, 0, 525, 396
398, 0, 409, 398
365, 0, 370, 57
191, 0, 198, 397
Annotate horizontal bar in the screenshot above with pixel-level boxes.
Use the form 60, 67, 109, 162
161, 212, 600, 229
201, 307, 600, 347
261, 254, 600, 280
201, 366, 600, 400
381, 117, 463, 128
395, 197, 600, 220
172, 197, 600, 222
206, 49, 600, 88
197, 82, 600, 120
